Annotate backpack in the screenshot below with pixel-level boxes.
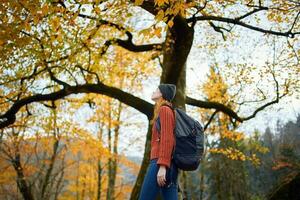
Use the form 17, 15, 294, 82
155, 104, 205, 171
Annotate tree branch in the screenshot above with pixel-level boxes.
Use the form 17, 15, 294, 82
203, 110, 219, 131
186, 96, 243, 122
50, 1, 163, 53
77, 13, 163, 52
187, 7, 299, 38
186, 84, 288, 124
0, 83, 153, 129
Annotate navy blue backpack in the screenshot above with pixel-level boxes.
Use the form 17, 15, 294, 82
155, 104, 205, 171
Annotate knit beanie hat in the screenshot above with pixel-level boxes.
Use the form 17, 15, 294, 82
158, 83, 176, 102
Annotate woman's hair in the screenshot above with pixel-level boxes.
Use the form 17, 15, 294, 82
150, 97, 173, 126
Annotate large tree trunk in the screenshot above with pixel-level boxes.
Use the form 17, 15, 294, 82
130, 15, 194, 200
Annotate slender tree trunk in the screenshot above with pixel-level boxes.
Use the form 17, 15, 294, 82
97, 125, 104, 200
40, 139, 59, 199
13, 153, 35, 200
112, 102, 123, 198
81, 174, 86, 200
199, 148, 208, 200
76, 159, 80, 200
107, 101, 123, 200
10, 128, 35, 200
107, 155, 117, 199
106, 105, 113, 200
97, 159, 102, 200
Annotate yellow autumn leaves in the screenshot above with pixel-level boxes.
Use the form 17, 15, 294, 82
200, 66, 271, 167
221, 129, 244, 142
209, 147, 262, 166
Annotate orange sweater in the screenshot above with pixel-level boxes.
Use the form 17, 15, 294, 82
150, 105, 175, 169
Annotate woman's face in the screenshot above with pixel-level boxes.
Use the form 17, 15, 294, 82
151, 87, 162, 102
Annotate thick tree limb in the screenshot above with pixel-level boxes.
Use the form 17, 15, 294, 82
0, 83, 153, 129
1, 81, 288, 129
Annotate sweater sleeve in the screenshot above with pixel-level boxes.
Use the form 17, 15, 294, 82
157, 106, 175, 169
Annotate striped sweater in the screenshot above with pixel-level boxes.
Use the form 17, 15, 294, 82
150, 105, 175, 169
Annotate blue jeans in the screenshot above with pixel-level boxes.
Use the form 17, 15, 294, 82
139, 158, 179, 200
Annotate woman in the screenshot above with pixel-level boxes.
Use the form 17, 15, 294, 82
138, 83, 179, 200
